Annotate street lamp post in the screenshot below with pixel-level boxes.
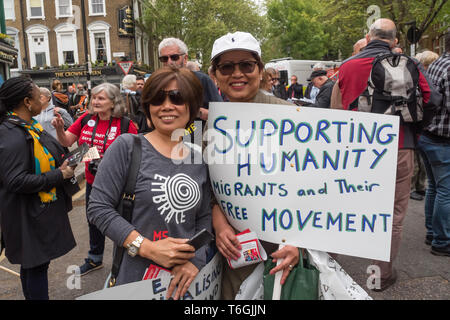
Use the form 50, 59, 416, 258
80, 0, 91, 99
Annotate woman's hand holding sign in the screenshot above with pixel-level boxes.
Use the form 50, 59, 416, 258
269, 245, 300, 285
213, 204, 242, 261
167, 261, 199, 300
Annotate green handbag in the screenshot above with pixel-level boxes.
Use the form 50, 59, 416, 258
263, 249, 320, 300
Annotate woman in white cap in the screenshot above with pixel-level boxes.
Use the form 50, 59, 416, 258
209, 31, 300, 299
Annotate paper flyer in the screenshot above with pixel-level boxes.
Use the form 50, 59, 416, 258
227, 229, 267, 269
82, 146, 101, 163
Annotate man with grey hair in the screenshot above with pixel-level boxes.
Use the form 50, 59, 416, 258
34, 87, 73, 139
121, 74, 150, 133
158, 38, 189, 68
331, 18, 435, 292
158, 37, 222, 122
121, 74, 138, 91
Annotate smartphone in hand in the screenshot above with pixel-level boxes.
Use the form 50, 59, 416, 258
186, 229, 215, 251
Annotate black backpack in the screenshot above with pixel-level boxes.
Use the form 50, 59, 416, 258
350, 53, 423, 124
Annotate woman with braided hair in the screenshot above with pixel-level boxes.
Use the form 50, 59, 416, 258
0, 77, 76, 300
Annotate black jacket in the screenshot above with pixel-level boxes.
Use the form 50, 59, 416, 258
287, 83, 303, 99
0, 118, 76, 268
122, 91, 151, 134
307, 79, 335, 108
193, 71, 223, 109
273, 84, 287, 100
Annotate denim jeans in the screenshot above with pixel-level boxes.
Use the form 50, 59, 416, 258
86, 183, 105, 263
417, 134, 450, 249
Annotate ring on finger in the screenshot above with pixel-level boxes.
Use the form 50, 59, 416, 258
288, 264, 294, 270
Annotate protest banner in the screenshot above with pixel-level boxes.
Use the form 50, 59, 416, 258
205, 102, 399, 262
77, 252, 222, 300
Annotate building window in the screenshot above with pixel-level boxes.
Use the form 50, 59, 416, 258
32, 35, 47, 67
56, 0, 72, 18
26, 25, 50, 68
4, 0, 15, 20
35, 52, 46, 68
94, 33, 107, 62
27, 0, 45, 19
135, 33, 142, 63
88, 21, 111, 63
55, 23, 79, 65
89, 0, 106, 16
6, 27, 21, 70
143, 37, 150, 65
62, 35, 75, 64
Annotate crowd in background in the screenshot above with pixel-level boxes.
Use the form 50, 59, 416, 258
0, 18, 448, 300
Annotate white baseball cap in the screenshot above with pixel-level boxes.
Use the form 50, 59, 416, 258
211, 31, 261, 61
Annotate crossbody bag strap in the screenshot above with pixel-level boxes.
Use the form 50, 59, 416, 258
0, 230, 5, 256
109, 134, 142, 287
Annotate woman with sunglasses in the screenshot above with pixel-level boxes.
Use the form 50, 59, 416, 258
209, 31, 300, 300
87, 67, 212, 300
52, 83, 138, 276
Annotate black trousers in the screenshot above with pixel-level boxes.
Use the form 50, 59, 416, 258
86, 183, 105, 262
20, 262, 50, 300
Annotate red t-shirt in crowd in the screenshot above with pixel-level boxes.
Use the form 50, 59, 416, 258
68, 112, 138, 184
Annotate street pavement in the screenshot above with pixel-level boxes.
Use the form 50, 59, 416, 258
0, 177, 448, 300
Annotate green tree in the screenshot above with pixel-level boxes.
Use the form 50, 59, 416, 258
140, 0, 265, 70
263, 0, 329, 61
321, 0, 449, 59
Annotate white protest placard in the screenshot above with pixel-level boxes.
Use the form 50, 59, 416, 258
205, 102, 399, 262
77, 253, 222, 300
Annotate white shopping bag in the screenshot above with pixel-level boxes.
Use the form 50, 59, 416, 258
234, 262, 264, 300
307, 250, 372, 300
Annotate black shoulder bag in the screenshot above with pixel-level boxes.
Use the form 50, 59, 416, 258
108, 134, 142, 287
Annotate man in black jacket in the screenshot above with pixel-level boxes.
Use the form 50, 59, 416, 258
304, 70, 334, 108
286, 75, 303, 100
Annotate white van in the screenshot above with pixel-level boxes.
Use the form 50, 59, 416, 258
265, 58, 341, 87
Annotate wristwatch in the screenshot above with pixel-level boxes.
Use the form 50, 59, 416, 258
127, 234, 144, 257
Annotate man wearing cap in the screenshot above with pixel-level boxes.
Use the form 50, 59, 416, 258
304, 63, 326, 102
158, 38, 222, 122
303, 70, 335, 108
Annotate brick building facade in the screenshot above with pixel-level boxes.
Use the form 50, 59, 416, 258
5, 0, 154, 87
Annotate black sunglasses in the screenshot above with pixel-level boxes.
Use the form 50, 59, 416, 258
216, 61, 258, 76
150, 90, 185, 106
158, 53, 185, 63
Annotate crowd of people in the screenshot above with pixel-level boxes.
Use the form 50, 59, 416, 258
0, 17, 448, 300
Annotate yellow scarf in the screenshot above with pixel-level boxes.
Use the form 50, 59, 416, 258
8, 112, 57, 203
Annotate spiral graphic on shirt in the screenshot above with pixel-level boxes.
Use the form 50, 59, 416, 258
166, 174, 201, 212
152, 173, 201, 224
